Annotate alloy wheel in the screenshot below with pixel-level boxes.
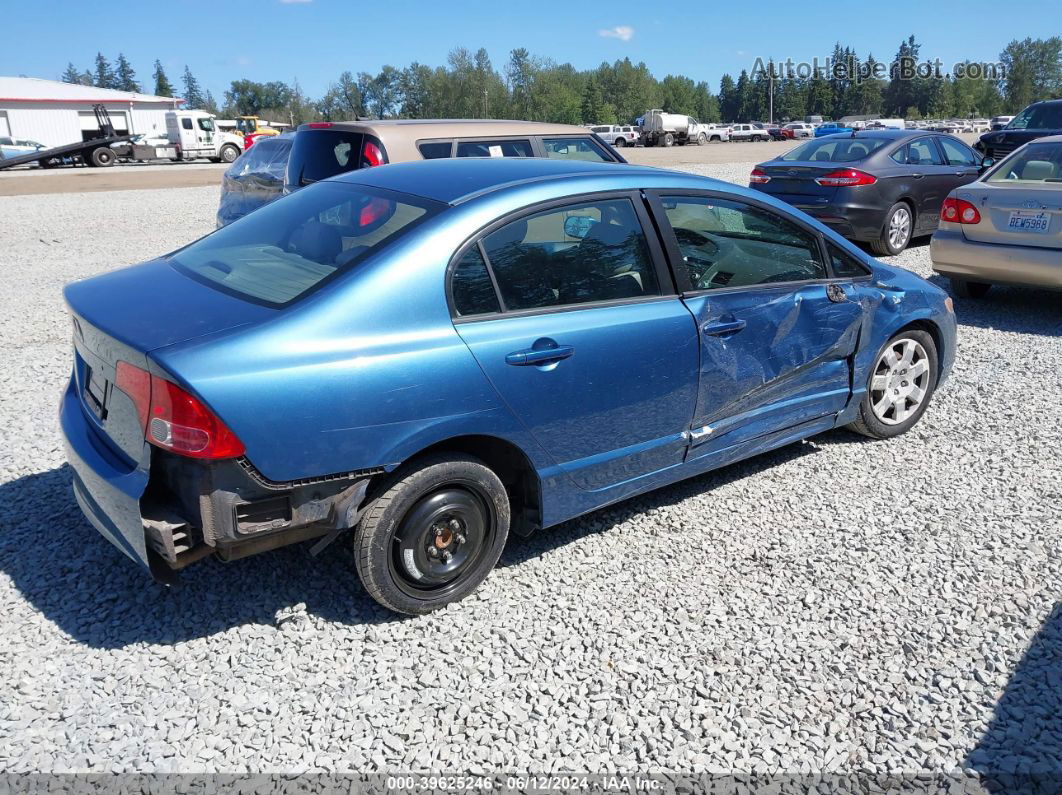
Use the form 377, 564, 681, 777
869, 338, 930, 425
888, 207, 912, 251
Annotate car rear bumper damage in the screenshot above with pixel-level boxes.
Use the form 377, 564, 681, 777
61, 374, 375, 580
931, 229, 1062, 288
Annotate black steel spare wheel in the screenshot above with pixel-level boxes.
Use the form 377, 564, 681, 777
392, 485, 493, 598
353, 454, 510, 615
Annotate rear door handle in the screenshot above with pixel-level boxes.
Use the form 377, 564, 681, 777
702, 319, 746, 337
505, 345, 574, 366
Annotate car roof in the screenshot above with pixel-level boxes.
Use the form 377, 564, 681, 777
1024, 134, 1062, 143
312, 119, 590, 139
331, 156, 744, 206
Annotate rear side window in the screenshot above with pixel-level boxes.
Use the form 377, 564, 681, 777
660, 196, 826, 290
181, 118, 193, 130
542, 137, 612, 162
456, 139, 533, 158
172, 182, 439, 306
451, 247, 500, 316
479, 198, 659, 311
418, 141, 453, 159
287, 129, 387, 187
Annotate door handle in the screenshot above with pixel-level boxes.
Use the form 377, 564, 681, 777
702, 319, 746, 337
505, 345, 574, 366
911, 172, 924, 179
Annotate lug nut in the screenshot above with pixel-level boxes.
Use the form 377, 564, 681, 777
455, 533, 466, 545
441, 550, 453, 563
428, 546, 439, 558
449, 518, 461, 531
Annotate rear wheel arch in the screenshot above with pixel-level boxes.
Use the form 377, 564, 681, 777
371, 435, 542, 536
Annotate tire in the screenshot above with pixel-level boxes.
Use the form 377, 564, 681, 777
710, 135, 721, 143
951, 278, 991, 299
90, 147, 115, 167
664, 133, 674, 147
219, 144, 240, 163
613, 137, 626, 148
697, 133, 706, 145
870, 202, 914, 256
848, 329, 938, 439
353, 454, 510, 615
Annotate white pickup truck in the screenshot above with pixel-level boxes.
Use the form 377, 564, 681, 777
728, 123, 770, 142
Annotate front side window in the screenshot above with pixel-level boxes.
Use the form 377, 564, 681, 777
939, 137, 978, 166
827, 242, 870, 278
541, 137, 612, 162
172, 182, 439, 305
197, 118, 215, 132
660, 196, 826, 290
480, 198, 659, 311
455, 139, 533, 158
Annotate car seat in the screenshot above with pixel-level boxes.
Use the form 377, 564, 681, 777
1020, 160, 1056, 180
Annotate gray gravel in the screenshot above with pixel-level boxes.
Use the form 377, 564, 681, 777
0, 168, 1059, 779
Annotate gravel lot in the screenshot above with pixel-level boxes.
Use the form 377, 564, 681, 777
0, 163, 1059, 782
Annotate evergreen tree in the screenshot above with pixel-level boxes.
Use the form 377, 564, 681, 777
718, 74, 738, 121
182, 66, 205, 108
61, 63, 82, 84
115, 54, 140, 92
93, 53, 117, 90
581, 75, 607, 123
153, 60, 174, 97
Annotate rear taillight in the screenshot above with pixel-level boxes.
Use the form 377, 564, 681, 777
362, 139, 385, 168
115, 362, 245, 460
749, 168, 770, 184
941, 197, 981, 224
814, 169, 877, 187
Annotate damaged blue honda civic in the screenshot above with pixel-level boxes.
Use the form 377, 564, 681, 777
61, 157, 956, 614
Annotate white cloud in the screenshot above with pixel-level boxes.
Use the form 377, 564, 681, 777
599, 25, 634, 42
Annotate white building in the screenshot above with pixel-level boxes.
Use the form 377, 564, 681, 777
0, 76, 183, 148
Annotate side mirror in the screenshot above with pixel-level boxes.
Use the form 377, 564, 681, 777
979, 157, 994, 173
564, 215, 596, 239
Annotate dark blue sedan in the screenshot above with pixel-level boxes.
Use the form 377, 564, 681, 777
61, 157, 956, 614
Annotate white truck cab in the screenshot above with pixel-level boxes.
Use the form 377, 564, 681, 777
165, 111, 244, 163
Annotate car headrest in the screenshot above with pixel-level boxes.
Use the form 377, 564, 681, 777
812, 150, 832, 161
289, 220, 343, 265
1021, 160, 1056, 181
581, 221, 629, 247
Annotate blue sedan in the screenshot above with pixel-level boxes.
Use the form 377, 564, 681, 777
815, 122, 849, 137
61, 158, 956, 614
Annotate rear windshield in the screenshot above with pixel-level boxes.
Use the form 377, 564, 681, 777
225, 137, 291, 180
286, 129, 383, 188
171, 182, 440, 306
985, 142, 1062, 183
781, 137, 887, 162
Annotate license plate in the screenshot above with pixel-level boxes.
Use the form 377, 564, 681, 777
83, 366, 107, 420
1007, 211, 1050, 233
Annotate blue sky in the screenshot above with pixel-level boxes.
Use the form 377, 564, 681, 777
1, 0, 1053, 101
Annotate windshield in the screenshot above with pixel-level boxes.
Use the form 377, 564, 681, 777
780, 137, 887, 162
172, 182, 440, 305
198, 118, 215, 132
985, 142, 1062, 183
1007, 104, 1062, 130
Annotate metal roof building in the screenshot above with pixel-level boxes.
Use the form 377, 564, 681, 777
0, 76, 183, 148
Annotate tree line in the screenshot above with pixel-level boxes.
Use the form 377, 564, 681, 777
61, 36, 1062, 127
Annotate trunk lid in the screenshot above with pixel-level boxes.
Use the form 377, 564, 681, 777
956, 183, 1062, 249
755, 162, 842, 205
64, 258, 275, 460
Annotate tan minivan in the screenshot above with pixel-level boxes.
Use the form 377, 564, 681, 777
283, 119, 625, 192
219, 120, 625, 226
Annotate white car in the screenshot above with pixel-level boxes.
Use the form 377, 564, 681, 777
589, 124, 640, 148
